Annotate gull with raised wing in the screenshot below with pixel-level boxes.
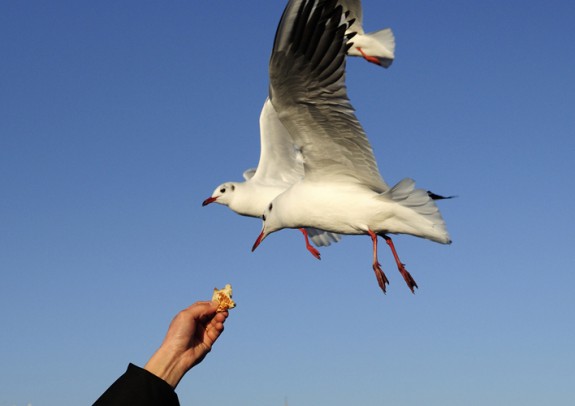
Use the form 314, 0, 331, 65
203, 98, 340, 259
251, 0, 451, 293
203, 1, 396, 258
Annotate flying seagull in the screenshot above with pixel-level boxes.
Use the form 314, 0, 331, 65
251, 0, 451, 293
340, 0, 395, 67
203, 0, 396, 258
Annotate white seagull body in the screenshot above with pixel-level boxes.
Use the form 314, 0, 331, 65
252, 0, 451, 293
203, 0, 397, 257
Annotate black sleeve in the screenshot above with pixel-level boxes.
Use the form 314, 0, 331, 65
93, 363, 180, 406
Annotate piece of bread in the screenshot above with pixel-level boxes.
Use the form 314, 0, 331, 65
212, 284, 236, 312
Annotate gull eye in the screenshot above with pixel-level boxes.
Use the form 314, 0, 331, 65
231, 185, 235, 191
262, 214, 266, 221
268, 203, 273, 211
220, 187, 226, 193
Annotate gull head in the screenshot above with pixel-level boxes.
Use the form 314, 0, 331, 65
202, 182, 237, 207
251, 202, 281, 252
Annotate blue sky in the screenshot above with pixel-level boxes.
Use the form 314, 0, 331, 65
1, 1, 574, 405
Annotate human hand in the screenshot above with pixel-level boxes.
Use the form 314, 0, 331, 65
144, 301, 228, 388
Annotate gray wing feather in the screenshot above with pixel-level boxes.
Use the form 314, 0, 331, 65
269, 0, 388, 192
305, 227, 342, 247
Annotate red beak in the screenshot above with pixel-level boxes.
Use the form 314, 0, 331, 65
252, 230, 265, 252
202, 196, 217, 206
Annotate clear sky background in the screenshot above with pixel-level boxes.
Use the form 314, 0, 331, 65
1, 1, 574, 405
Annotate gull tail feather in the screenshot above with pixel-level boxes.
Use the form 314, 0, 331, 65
380, 178, 451, 244
347, 27, 395, 68
365, 28, 395, 67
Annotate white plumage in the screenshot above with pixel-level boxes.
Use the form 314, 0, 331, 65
203, 0, 397, 258
251, 0, 451, 293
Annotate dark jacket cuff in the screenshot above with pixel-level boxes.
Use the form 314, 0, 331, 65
93, 363, 179, 406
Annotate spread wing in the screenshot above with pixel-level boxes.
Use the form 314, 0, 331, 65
338, 0, 365, 35
268, 0, 389, 192
250, 98, 304, 187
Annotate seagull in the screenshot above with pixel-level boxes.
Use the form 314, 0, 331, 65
203, 0, 396, 258
203, 98, 340, 259
340, 0, 395, 67
251, 0, 451, 293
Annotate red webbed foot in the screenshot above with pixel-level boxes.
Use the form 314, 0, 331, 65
372, 261, 390, 294
382, 234, 418, 294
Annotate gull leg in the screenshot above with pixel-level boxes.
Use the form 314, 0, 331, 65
381, 234, 418, 293
299, 228, 321, 260
367, 230, 389, 293
356, 47, 381, 66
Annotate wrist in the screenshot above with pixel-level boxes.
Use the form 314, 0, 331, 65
144, 346, 186, 388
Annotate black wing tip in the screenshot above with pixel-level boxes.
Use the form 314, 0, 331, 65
427, 191, 458, 200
